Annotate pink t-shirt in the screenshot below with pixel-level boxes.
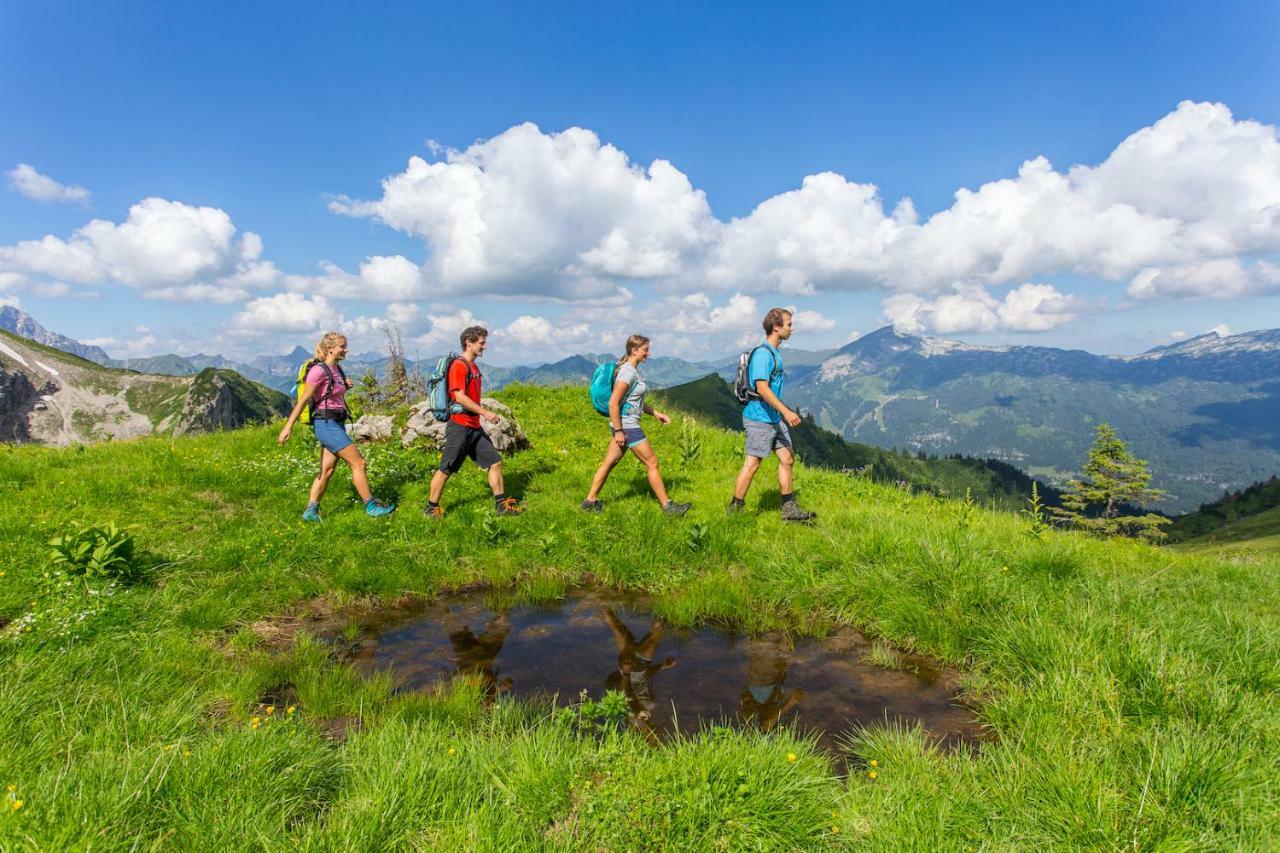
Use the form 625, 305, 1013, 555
305, 363, 348, 412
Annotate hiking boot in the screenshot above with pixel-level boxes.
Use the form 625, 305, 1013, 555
495, 497, 525, 516
302, 504, 321, 523
726, 500, 746, 515
424, 505, 445, 519
663, 500, 691, 517
364, 498, 396, 518
580, 499, 602, 513
780, 501, 816, 523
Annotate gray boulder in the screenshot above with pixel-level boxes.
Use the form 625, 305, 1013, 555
401, 397, 530, 453
349, 414, 394, 443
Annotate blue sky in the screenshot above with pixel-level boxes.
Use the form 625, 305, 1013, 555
2, 1, 1278, 363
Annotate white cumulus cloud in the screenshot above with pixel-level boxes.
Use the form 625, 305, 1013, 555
882, 283, 1084, 335
330, 123, 718, 301
7, 163, 91, 205
0, 197, 269, 302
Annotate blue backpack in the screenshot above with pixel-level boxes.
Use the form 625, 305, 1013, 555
426, 353, 478, 422
589, 361, 637, 418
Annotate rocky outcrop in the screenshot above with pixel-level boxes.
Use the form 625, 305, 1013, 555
172, 369, 291, 436
0, 368, 55, 441
349, 415, 394, 442
0, 333, 289, 445
401, 397, 530, 453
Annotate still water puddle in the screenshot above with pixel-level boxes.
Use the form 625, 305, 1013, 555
343, 588, 984, 751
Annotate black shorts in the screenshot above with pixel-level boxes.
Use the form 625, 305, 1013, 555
439, 421, 502, 474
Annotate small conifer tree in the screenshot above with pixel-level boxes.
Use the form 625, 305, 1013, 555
384, 323, 409, 406
349, 367, 382, 413
1053, 423, 1171, 541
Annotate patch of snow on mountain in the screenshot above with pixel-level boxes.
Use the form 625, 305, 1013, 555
0, 341, 29, 366
35, 360, 59, 376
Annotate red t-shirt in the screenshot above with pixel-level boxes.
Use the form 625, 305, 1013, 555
447, 358, 482, 427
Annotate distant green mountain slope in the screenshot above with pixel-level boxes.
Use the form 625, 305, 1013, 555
1167, 475, 1280, 544
787, 326, 1280, 513
654, 373, 1060, 510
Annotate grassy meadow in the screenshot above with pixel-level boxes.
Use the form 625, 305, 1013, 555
0, 384, 1277, 850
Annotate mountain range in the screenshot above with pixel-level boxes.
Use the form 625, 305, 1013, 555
786, 326, 1280, 513
5, 307, 1278, 512
0, 329, 289, 443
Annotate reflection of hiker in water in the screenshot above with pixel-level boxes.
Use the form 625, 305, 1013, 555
603, 609, 676, 738
440, 609, 514, 696
739, 632, 804, 732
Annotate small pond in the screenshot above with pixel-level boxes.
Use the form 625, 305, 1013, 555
342, 588, 984, 751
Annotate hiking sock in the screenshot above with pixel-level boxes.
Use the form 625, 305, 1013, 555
780, 492, 796, 505
730, 497, 745, 508
306, 501, 320, 511
493, 492, 507, 508
428, 500, 440, 510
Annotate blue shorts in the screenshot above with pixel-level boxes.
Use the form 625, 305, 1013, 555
622, 427, 648, 448
312, 418, 353, 454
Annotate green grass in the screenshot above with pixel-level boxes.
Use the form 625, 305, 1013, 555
0, 384, 1277, 849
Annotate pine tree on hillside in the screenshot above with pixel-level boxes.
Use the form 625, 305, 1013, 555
1053, 423, 1171, 541
349, 367, 382, 413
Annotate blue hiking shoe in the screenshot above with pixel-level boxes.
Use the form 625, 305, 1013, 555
364, 498, 396, 518
302, 503, 321, 523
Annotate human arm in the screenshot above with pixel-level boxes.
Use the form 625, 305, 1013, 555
642, 404, 670, 425
278, 381, 319, 444
609, 379, 628, 446
451, 388, 500, 423
753, 380, 801, 427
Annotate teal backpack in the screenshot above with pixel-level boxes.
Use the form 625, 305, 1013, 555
588, 361, 636, 418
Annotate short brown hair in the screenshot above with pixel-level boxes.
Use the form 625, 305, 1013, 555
762, 308, 792, 335
460, 325, 488, 349
623, 334, 650, 357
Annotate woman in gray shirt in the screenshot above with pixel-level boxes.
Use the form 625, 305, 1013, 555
582, 335, 691, 516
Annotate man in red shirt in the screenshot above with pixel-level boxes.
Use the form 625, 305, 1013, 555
427, 326, 524, 517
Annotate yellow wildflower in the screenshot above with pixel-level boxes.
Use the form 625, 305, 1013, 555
5, 785, 12, 793
786, 753, 797, 762
870, 759, 878, 767
11, 800, 22, 811
286, 706, 296, 715
266, 705, 276, 715
831, 825, 840, 833
448, 748, 456, 756
868, 770, 878, 780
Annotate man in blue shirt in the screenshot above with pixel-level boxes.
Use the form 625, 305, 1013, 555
730, 308, 816, 522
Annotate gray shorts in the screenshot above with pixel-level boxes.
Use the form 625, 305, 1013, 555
744, 417, 793, 458
439, 422, 502, 474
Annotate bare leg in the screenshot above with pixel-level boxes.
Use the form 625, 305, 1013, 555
309, 448, 339, 504
733, 455, 763, 501
428, 469, 450, 504
628, 441, 669, 505
337, 444, 373, 502
487, 460, 505, 495
586, 440, 625, 501
775, 446, 795, 495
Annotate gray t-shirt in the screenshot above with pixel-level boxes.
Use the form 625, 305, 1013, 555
614, 363, 647, 428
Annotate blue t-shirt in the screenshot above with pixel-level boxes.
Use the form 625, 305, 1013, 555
742, 343, 785, 424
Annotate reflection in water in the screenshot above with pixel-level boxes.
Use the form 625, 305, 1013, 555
603, 608, 678, 740
440, 609, 513, 695
740, 632, 805, 732
344, 588, 986, 752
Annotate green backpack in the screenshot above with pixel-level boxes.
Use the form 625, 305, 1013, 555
295, 359, 359, 424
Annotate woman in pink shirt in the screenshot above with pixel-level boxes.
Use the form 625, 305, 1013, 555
278, 332, 395, 520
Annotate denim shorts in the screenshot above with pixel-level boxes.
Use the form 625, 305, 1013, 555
622, 427, 648, 448
743, 417, 792, 458
312, 417, 353, 454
